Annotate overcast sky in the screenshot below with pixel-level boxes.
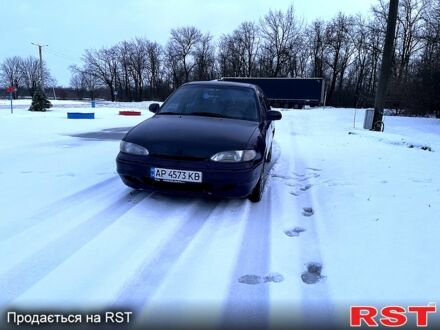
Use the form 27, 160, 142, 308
2, 0, 376, 86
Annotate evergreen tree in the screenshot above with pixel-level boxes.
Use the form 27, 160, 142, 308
29, 88, 52, 111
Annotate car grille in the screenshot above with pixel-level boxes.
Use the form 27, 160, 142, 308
149, 154, 207, 161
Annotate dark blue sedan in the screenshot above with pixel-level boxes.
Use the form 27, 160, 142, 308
116, 81, 281, 202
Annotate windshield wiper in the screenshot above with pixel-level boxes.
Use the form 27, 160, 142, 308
189, 112, 225, 118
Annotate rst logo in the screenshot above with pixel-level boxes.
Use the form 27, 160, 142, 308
350, 304, 437, 327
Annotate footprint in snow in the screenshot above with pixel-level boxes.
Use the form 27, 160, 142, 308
302, 207, 314, 217
238, 275, 262, 285
292, 172, 306, 177
284, 227, 306, 237
300, 184, 312, 191
296, 174, 321, 181
263, 272, 284, 283
271, 173, 295, 180
301, 262, 325, 285
239, 272, 284, 285
286, 182, 301, 188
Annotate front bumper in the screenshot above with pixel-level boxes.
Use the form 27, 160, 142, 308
116, 152, 263, 198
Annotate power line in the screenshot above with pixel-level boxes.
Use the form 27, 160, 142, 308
45, 47, 79, 62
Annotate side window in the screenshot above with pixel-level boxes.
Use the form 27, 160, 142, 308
262, 89, 270, 110
257, 87, 269, 111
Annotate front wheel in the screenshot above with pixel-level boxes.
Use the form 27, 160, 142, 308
248, 164, 266, 203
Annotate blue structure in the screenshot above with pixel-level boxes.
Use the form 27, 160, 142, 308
67, 112, 95, 119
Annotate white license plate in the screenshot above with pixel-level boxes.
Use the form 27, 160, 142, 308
150, 167, 202, 183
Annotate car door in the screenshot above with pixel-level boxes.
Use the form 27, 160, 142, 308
256, 87, 273, 160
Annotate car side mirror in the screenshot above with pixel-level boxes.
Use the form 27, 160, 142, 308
266, 110, 282, 121
149, 103, 160, 113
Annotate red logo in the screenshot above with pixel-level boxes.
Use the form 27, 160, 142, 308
350, 304, 437, 327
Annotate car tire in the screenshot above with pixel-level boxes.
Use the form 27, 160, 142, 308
248, 163, 266, 203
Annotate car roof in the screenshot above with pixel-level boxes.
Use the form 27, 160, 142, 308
182, 80, 258, 91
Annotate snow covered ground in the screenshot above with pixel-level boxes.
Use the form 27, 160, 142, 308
0, 100, 439, 328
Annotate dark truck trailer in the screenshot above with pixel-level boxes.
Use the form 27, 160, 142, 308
220, 77, 326, 109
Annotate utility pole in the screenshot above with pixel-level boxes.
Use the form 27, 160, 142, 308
31, 42, 48, 89
372, 0, 399, 131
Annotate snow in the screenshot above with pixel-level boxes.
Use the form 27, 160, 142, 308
1, 101, 439, 328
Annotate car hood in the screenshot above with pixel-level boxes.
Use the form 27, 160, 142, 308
125, 115, 259, 159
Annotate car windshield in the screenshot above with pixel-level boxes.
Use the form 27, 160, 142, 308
158, 85, 260, 121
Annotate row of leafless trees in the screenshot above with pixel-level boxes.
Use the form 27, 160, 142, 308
2, 0, 438, 115
69, 27, 216, 102
70, 39, 163, 102
0, 56, 55, 98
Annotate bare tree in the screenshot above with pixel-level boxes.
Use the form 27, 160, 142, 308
259, 5, 303, 76
395, 0, 427, 80
20, 56, 52, 96
166, 26, 202, 84
234, 22, 260, 77
0, 56, 22, 99
306, 20, 327, 77
126, 39, 149, 101
70, 65, 100, 100
405, 0, 440, 116
324, 13, 355, 103
348, 16, 373, 106
117, 41, 135, 101
193, 33, 216, 80
218, 34, 243, 77
83, 47, 118, 101
145, 41, 163, 99
364, 18, 384, 97
286, 32, 308, 77
166, 42, 184, 88
70, 70, 86, 99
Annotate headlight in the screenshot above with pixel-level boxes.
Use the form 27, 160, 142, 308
210, 150, 257, 162
120, 141, 149, 156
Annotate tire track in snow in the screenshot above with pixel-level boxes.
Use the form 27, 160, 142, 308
0, 176, 119, 242
289, 123, 335, 328
133, 200, 247, 328
114, 201, 218, 312
127, 147, 281, 328
0, 190, 150, 306
217, 141, 280, 329
220, 186, 273, 329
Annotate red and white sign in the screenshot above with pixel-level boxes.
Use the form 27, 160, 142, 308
6, 86, 14, 93
350, 304, 437, 327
